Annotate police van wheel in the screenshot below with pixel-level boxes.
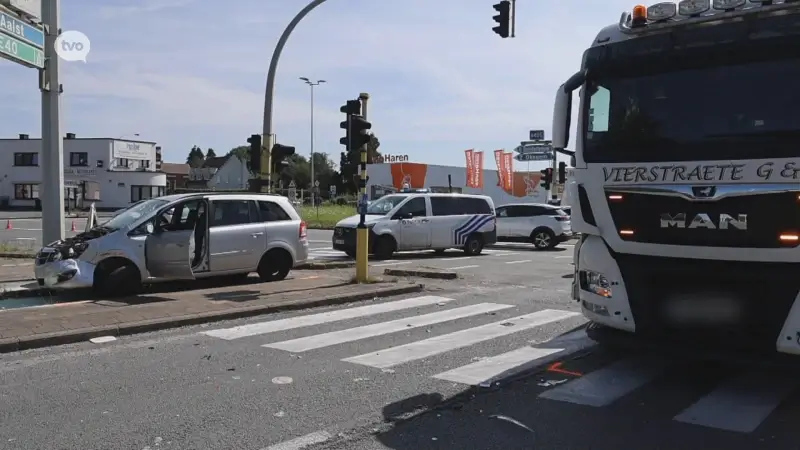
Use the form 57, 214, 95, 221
463, 234, 484, 256
373, 236, 395, 260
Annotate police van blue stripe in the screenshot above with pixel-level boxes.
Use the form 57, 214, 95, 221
453, 215, 482, 239
454, 214, 494, 246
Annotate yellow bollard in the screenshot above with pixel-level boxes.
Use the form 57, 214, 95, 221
355, 227, 369, 281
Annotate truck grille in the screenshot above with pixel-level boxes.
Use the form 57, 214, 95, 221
606, 190, 799, 248
615, 253, 800, 352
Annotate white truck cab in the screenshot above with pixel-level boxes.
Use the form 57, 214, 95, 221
552, 0, 800, 356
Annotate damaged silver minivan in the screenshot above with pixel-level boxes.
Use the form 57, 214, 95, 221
34, 192, 310, 295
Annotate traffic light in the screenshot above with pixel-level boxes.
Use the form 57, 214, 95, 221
492, 1, 510, 38
350, 115, 372, 151
339, 100, 361, 150
540, 168, 553, 191
271, 143, 295, 175
558, 162, 567, 184
247, 134, 261, 173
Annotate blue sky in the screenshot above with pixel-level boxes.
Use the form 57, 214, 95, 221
0, 0, 634, 170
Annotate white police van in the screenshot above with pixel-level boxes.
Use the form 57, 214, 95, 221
332, 189, 497, 259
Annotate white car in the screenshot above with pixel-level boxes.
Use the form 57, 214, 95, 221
495, 203, 572, 249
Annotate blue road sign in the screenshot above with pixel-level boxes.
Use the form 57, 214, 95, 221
515, 152, 553, 162
529, 129, 545, 141
0, 6, 44, 49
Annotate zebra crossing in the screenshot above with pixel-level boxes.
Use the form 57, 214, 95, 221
200, 295, 587, 385
201, 294, 800, 435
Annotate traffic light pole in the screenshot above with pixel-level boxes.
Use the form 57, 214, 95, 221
262, 0, 328, 192
355, 93, 370, 282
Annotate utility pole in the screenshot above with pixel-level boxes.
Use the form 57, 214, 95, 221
41, 0, 65, 243
300, 77, 325, 189
263, 0, 328, 193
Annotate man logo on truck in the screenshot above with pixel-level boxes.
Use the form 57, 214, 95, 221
659, 213, 748, 230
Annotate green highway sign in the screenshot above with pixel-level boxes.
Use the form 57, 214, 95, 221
0, 30, 42, 68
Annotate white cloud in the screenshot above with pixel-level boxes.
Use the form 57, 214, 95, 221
0, 0, 637, 166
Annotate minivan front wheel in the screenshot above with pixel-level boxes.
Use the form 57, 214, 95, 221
94, 258, 141, 297
463, 234, 484, 256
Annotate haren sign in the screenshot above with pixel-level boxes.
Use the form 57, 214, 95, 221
373, 154, 409, 163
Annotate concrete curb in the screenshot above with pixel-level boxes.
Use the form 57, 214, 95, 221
0, 282, 424, 354
295, 261, 354, 270
383, 268, 458, 280
0, 253, 35, 259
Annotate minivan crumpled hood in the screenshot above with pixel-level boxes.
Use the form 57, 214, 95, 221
42, 226, 113, 258
335, 214, 385, 228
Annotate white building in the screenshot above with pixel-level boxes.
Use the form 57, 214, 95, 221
0, 133, 167, 210
186, 155, 251, 191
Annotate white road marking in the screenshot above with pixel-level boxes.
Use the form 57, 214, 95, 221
504, 260, 531, 265
371, 261, 412, 267
446, 265, 479, 270
264, 303, 514, 353
538, 358, 667, 407
342, 309, 580, 369
434, 328, 595, 385
201, 295, 457, 340
556, 256, 572, 259
261, 431, 333, 450
673, 371, 797, 433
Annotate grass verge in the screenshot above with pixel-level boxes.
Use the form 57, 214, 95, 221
298, 204, 355, 229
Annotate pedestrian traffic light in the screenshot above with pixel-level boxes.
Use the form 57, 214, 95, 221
271, 143, 295, 175
492, 1, 510, 38
247, 134, 261, 173
339, 100, 361, 150
558, 161, 567, 184
540, 168, 553, 191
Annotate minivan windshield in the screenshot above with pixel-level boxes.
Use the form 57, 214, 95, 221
100, 198, 169, 230
365, 194, 409, 215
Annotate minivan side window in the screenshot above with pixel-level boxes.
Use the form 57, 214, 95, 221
257, 200, 291, 222
210, 200, 256, 227
395, 197, 427, 217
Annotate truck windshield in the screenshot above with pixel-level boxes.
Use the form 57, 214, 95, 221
583, 57, 800, 163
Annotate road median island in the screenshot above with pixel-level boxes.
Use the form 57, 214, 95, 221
296, 260, 355, 270
0, 273, 424, 353
383, 268, 458, 280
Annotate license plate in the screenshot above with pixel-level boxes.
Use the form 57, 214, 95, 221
662, 293, 743, 326
334, 239, 345, 245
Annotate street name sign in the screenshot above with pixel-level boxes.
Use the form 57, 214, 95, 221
515, 143, 552, 155
529, 129, 544, 141
0, 6, 43, 48
515, 152, 553, 162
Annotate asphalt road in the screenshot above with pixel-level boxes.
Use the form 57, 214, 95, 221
0, 253, 582, 450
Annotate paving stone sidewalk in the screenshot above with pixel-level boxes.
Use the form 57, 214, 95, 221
0, 271, 424, 353
0, 258, 34, 282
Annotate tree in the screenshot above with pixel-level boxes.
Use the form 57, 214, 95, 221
186, 145, 204, 168
205, 148, 217, 159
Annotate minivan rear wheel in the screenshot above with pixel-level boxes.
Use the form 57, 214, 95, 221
257, 249, 292, 282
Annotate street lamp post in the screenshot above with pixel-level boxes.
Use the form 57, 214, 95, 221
299, 78, 325, 190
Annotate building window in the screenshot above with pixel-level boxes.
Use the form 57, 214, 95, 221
13, 153, 38, 166
131, 185, 166, 202
14, 183, 39, 200
141, 160, 151, 169
70, 152, 88, 166
117, 158, 130, 169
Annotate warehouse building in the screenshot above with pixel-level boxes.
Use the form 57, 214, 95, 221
0, 133, 167, 210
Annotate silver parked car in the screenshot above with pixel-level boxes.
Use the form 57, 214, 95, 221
34, 193, 310, 295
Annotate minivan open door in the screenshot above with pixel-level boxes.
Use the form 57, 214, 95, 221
145, 228, 195, 280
